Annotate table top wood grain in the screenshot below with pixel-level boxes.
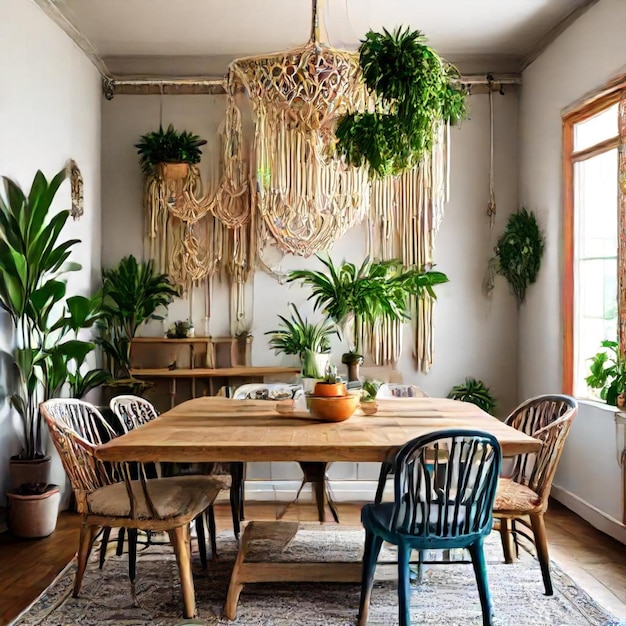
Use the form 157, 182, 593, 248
96, 396, 541, 464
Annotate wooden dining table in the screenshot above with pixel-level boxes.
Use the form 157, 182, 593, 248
96, 395, 541, 620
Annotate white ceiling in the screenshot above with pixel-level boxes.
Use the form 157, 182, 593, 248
47, 0, 595, 77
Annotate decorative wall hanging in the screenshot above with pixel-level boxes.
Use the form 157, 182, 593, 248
67, 159, 84, 220
368, 123, 449, 372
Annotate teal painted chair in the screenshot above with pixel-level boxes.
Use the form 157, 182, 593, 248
358, 430, 502, 626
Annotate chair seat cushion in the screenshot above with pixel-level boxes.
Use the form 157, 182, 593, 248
87, 475, 231, 520
494, 478, 541, 513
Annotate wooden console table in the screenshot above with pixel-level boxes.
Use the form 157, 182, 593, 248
130, 366, 300, 408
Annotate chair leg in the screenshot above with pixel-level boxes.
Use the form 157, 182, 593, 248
195, 513, 208, 569
116, 527, 126, 556
128, 528, 138, 605
498, 517, 516, 563
168, 524, 196, 619
74, 523, 99, 597
397, 542, 412, 626
469, 538, 494, 626
230, 462, 245, 537
374, 462, 392, 503
357, 529, 384, 626
530, 512, 553, 595
207, 505, 218, 561
99, 527, 112, 569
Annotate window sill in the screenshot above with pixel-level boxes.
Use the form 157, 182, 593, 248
576, 399, 626, 424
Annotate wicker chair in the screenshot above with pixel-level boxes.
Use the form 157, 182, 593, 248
41, 399, 229, 619
359, 430, 502, 626
231, 383, 339, 522
493, 394, 578, 595
110, 394, 237, 564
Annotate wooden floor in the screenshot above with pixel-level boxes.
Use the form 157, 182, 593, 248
0, 499, 624, 625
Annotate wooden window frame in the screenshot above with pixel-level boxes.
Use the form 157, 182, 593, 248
562, 76, 626, 395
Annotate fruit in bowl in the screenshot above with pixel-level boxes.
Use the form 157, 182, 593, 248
309, 394, 359, 422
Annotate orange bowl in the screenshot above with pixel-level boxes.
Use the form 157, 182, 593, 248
309, 394, 359, 422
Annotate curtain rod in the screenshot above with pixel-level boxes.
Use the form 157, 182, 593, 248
102, 73, 521, 99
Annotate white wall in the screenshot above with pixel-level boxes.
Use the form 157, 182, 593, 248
101, 90, 520, 413
0, 0, 102, 504
519, 0, 626, 539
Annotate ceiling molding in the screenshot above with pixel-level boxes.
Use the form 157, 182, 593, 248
31, 0, 111, 76
520, 0, 600, 72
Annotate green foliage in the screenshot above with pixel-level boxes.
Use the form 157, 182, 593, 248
98, 255, 179, 379
491, 208, 545, 304
0, 170, 103, 459
361, 379, 383, 402
265, 303, 335, 357
287, 254, 448, 352
335, 27, 467, 177
135, 123, 207, 175
585, 340, 626, 406
447, 377, 498, 415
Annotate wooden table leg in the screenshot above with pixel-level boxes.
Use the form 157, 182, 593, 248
298, 462, 339, 523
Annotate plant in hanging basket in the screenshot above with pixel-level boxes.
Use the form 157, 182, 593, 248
335, 27, 467, 177
135, 123, 207, 176
489, 208, 545, 304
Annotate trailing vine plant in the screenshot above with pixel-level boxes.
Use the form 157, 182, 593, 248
488, 208, 545, 305
335, 27, 467, 177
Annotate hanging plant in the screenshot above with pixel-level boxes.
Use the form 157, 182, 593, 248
335, 27, 467, 177
135, 123, 207, 175
489, 208, 545, 304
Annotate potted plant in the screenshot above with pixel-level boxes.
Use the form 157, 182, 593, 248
313, 365, 346, 397
0, 169, 104, 537
98, 255, 179, 395
135, 123, 207, 179
287, 254, 448, 373
586, 340, 626, 407
167, 319, 195, 338
360, 379, 382, 415
487, 208, 545, 305
335, 27, 466, 177
447, 377, 498, 415
265, 303, 335, 379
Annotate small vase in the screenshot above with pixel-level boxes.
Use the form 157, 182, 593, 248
617, 393, 626, 409
342, 352, 363, 383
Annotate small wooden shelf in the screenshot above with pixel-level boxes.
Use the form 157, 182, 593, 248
130, 335, 252, 369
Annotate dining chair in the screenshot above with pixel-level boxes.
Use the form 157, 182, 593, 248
493, 394, 577, 595
376, 383, 429, 399
231, 383, 339, 522
41, 398, 230, 619
359, 429, 502, 626
109, 394, 237, 564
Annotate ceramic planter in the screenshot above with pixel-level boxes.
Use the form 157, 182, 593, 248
7, 484, 60, 538
157, 162, 190, 181
9, 456, 52, 490
313, 382, 347, 397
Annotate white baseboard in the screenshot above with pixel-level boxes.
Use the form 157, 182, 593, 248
551, 485, 626, 545
242, 480, 391, 502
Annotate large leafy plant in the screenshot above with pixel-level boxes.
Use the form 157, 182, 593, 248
585, 340, 626, 406
447, 377, 498, 416
135, 123, 207, 175
265, 303, 336, 378
336, 27, 466, 177
0, 169, 104, 459
287, 255, 448, 354
489, 208, 545, 304
98, 255, 179, 380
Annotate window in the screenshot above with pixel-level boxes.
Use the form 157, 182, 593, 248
563, 86, 624, 398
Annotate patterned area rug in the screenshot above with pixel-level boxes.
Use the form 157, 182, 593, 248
13, 526, 624, 626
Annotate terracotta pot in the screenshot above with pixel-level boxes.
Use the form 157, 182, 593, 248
157, 162, 190, 181
9, 456, 51, 490
309, 394, 359, 422
313, 382, 347, 397
7, 484, 60, 538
